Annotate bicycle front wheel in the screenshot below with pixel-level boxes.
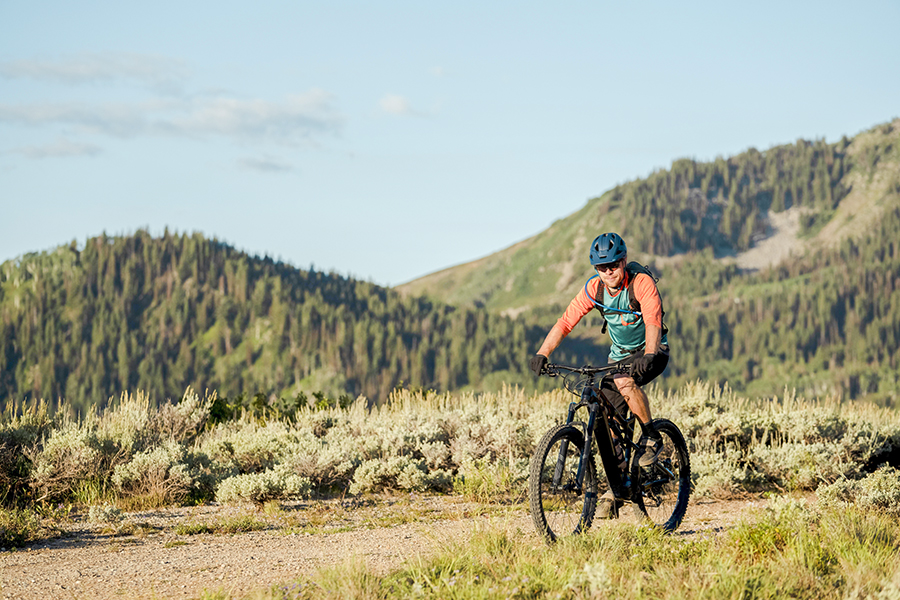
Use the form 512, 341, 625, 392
631, 418, 691, 532
528, 423, 598, 542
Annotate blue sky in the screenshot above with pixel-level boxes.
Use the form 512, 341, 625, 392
2, 1, 898, 286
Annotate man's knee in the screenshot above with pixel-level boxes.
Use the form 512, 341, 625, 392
613, 375, 638, 395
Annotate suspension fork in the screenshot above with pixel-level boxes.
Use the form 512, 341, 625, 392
574, 402, 600, 489
552, 391, 603, 491
552, 401, 582, 487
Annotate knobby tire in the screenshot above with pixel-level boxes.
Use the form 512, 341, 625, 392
630, 418, 691, 532
528, 423, 598, 543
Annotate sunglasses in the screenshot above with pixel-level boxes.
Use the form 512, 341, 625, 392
595, 261, 621, 273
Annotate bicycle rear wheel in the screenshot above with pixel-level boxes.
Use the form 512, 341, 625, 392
528, 423, 598, 542
631, 418, 691, 532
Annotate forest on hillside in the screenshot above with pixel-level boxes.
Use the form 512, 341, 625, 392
659, 201, 900, 401
604, 124, 899, 402
0, 231, 598, 413
5, 203, 899, 411
605, 132, 871, 257
608, 122, 898, 259
397, 121, 900, 316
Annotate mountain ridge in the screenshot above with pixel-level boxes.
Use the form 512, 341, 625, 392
397, 119, 900, 315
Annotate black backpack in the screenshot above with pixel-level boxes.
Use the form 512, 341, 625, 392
596, 262, 667, 335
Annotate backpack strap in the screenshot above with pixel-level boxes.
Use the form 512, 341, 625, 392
626, 268, 643, 314
587, 263, 669, 336
624, 262, 669, 336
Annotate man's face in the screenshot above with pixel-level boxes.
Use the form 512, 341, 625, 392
595, 258, 626, 289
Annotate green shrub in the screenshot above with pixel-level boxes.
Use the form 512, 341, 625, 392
9, 381, 900, 507
29, 423, 110, 501
664, 382, 900, 495
817, 466, 900, 516
111, 441, 196, 505
215, 466, 311, 504
201, 420, 297, 474
748, 441, 860, 490
690, 441, 763, 497
0, 401, 53, 504
88, 504, 124, 524
25, 388, 215, 504
349, 456, 438, 494
147, 388, 211, 446
277, 438, 356, 491
0, 506, 51, 547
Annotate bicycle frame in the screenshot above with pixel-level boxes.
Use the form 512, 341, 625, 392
550, 366, 637, 501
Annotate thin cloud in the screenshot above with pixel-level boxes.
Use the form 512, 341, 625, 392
14, 138, 102, 159
237, 156, 294, 173
0, 53, 189, 93
379, 94, 421, 117
0, 90, 343, 144
0, 101, 163, 137
171, 91, 342, 141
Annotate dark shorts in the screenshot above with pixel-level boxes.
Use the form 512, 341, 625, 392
598, 347, 669, 414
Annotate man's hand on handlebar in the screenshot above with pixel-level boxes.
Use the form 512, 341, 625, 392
631, 353, 656, 379
529, 354, 548, 376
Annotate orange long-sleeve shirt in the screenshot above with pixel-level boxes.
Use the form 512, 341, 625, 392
553, 271, 664, 337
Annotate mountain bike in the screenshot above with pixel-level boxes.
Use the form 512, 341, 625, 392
528, 362, 690, 542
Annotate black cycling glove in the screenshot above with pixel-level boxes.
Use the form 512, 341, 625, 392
530, 354, 548, 376
631, 353, 656, 379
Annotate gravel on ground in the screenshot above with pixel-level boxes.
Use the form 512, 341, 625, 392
1, 495, 764, 600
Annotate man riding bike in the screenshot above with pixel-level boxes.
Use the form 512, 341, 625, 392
529, 232, 669, 515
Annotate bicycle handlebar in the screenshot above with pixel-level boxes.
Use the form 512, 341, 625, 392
541, 362, 630, 378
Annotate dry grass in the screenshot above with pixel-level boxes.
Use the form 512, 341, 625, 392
201, 497, 900, 600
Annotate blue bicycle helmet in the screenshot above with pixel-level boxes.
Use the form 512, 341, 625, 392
589, 232, 627, 265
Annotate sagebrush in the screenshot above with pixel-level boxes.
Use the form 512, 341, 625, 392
2, 381, 899, 507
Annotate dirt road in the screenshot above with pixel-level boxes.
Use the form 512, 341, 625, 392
1, 495, 762, 600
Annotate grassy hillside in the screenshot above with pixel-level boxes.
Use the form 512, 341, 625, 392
397, 119, 900, 314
